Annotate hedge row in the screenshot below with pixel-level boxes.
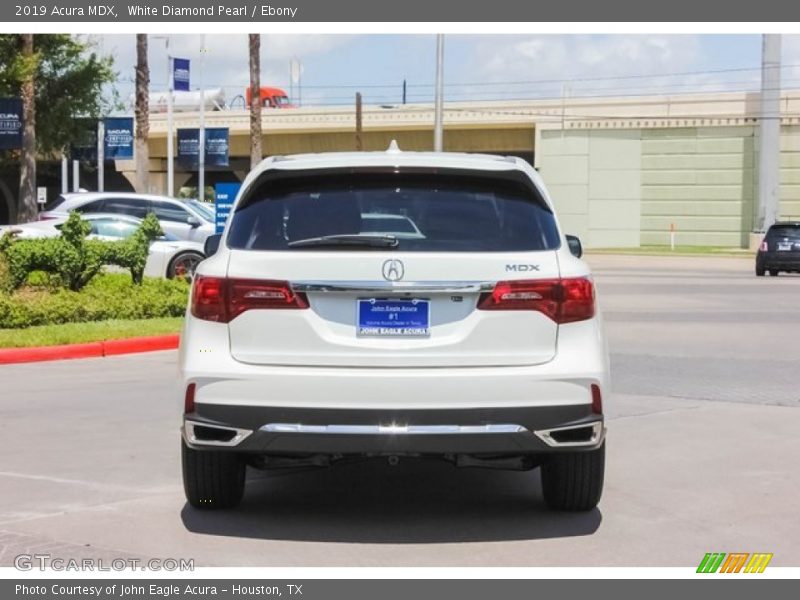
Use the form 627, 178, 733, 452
0, 273, 190, 329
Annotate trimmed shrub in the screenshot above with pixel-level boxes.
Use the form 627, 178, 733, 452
0, 212, 164, 291
0, 273, 189, 329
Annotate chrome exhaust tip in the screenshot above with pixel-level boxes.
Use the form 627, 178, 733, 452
534, 421, 604, 448
183, 420, 252, 447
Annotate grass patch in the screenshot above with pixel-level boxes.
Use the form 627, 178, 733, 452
0, 317, 184, 348
587, 245, 755, 257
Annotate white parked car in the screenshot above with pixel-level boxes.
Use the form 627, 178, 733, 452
180, 145, 609, 511
1, 214, 205, 279
39, 192, 216, 243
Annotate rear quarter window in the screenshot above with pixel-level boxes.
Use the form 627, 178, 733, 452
767, 225, 800, 240
43, 195, 67, 212
227, 172, 560, 252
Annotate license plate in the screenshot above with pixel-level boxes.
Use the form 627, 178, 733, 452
778, 242, 792, 251
357, 298, 430, 337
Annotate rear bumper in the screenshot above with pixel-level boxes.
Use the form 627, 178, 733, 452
757, 252, 800, 270
179, 315, 609, 456
182, 404, 605, 455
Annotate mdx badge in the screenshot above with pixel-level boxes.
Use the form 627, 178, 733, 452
505, 264, 540, 272
382, 259, 405, 281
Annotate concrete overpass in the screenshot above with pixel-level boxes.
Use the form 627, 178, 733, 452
3, 90, 799, 248
116, 90, 800, 199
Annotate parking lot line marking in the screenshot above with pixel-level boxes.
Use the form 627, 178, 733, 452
0, 470, 152, 493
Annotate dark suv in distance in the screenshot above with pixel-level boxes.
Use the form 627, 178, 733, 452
756, 222, 800, 276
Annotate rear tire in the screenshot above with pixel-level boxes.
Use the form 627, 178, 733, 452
540, 443, 605, 511
755, 265, 765, 277
182, 440, 246, 509
168, 251, 205, 280
769, 269, 779, 277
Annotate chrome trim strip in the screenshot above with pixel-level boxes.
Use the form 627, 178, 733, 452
534, 421, 605, 448
291, 280, 496, 294
184, 420, 253, 447
260, 423, 528, 435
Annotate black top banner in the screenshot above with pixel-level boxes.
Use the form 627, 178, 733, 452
0, 98, 23, 150
3, 0, 799, 22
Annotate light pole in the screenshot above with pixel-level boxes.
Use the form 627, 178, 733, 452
434, 34, 444, 152
758, 34, 781, 233
153, 35, 174, 197
198, 35, 206, 202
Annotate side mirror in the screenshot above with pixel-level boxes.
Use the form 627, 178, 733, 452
566, 234, 583, 258
187, 216, 202, 228
204, 234, 222, 256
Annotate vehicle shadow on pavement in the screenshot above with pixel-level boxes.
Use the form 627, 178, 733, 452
180, 458, 602, 543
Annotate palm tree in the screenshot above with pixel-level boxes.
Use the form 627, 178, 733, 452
134, 33, 149, 193
248, 34, 262, 170
17, 34, 37, 223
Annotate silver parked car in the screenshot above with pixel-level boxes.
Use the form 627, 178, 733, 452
1, 213, 206, 279
39, 192, 216, 243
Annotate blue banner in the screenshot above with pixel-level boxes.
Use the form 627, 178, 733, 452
177, 128, 200, 168
205, 128, 230, 167
0, 98, 23, 150
214, 182, 241, 234
173, 58, 190, 91
103, 117, 134, 159
177, 128, 229, 169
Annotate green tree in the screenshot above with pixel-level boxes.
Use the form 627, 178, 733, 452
0, 34, 115, 223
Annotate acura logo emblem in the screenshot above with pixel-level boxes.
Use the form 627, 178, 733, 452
382, 259, 404, 281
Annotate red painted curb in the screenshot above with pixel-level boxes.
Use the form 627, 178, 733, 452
0, 334, 180, 365
103, 334, 180, 356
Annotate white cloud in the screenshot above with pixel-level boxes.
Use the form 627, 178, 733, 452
451, 35, 741, 100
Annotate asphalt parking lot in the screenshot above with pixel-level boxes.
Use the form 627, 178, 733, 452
1, 254, 799, 567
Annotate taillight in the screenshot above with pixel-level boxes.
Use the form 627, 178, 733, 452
191, 276, 226, 322
477, 277, 595, 324
191, 276, 308, 323
591, 384, 603, 415
759, 240, 768, 252
184, 383, 196, 414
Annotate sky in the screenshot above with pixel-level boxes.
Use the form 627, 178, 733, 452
92, 34, 800, 110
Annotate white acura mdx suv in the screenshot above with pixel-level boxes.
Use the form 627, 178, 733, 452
179, 144, 609, 511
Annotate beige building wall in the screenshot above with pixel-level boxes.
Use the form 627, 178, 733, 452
641, 126, 756, 247
539, 124, 800, 249
782, 125, 800, 222
538, 129, 641, 248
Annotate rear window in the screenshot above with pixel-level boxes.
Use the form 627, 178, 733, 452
227, 173, 560, 252
43, 195, 67, 212
767, 225, 800, 240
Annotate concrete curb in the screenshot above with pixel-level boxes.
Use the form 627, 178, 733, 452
0, 334, 180, 365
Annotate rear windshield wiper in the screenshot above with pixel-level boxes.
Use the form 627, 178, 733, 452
287, 234, 400, 249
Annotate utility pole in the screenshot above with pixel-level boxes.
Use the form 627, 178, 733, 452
166, 38, 174, 196
402, 79, 407, 105
72, 159, 80, 193
198, 35, 206, 202
433, 34, 444, 152
355, 92, 363, 151
61, 155, 68, 194
758, 34, 781, 232
97, 119, 104, 192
